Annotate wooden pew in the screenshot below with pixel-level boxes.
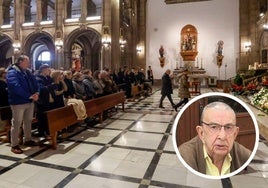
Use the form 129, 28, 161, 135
0, 106, 12, 142
46, 91, 125, 149
84, 91, 125, 122
130, 84, 145, 101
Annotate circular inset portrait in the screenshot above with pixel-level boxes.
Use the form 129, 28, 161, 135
172, 92, 259, 179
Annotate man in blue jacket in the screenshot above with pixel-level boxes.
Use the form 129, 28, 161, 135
7, 55, 39, 154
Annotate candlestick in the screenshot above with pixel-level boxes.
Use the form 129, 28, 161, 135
196, 57, 199, 68
199, 58, 204, 70
180, 58, 183, 68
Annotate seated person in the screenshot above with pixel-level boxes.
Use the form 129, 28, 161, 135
179, 101, 252, 176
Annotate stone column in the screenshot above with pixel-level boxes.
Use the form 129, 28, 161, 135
81, 0, 87, 21
66, 0, 72, 19
0, 0, 3, 25
2, 0, 12, 25
136, 0, 146, 69
111, 0, 120, 71
14, 0, 21, 37
102, 0, 112, 70
24, 0, 31, 22
36, 0, 42, 22
239, 0, 259, 71
56, 0, 64, 28
54, 0, 65, 68
41, 0, 48, 21
87, 0, 97, 17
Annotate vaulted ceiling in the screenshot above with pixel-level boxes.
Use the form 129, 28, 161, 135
164, 0, 211, 4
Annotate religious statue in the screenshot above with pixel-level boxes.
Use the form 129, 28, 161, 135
217, 40, 224, 56
159, 45, 165, 67
216, 40, 224, 67
159, 45, 164, 57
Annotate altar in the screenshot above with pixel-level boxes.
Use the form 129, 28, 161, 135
188, 73, 209, 87
173, 68, 209, 87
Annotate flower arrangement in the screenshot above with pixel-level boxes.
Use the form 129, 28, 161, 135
231, 84, 243, 91
262, 80, 268, 86
246, 82, 257, 91
231, 84, 244, 94
251, 87, 268, 113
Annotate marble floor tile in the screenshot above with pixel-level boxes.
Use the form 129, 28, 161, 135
21, 166, 70, 188
114, 132, 163, 149
85, 155, 123, 173
163, 135, 174, 152
185, 170, 222, 188
157, 153, 184, 168
130, 121, 169, 133
152, 164, 187, 185
0, 158, 15, 169
0, 180, 21, 188
0, 143, 43, 159
105, 120, 134, 130
100, 147, 131, 160
31, 143, 102, 168
0, 163, 69, 186
64, 174, 139, 188
113, 159, 151, 178
72, 129, 122, 144
117, 113, 144, 120
140, 114, 174, 123
231, 174, 268, 188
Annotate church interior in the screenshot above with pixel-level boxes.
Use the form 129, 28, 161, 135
0, 0, 268, 187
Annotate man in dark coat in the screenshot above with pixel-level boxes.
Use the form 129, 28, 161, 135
159, 69, 175, 108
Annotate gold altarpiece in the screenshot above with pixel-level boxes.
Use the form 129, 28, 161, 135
180, 24, 198, 61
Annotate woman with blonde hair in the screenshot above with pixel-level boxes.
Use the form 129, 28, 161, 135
63, 70, 76, 99
48, 70, 67, 109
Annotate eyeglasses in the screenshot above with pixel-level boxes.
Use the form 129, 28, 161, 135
201, 121, 236, 134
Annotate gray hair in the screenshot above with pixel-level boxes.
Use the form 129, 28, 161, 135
200, 101, 235, 122
15, 55, 29, 66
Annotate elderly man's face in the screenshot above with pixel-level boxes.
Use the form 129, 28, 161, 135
19, 57, 30, 70
196, 108, 239, 159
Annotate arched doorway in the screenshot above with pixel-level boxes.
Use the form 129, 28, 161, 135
0, 35, 13, 68
24, 32, 55, 70
65, 28, 102, 72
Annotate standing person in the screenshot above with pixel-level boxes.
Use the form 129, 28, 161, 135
123, 69, 132, 98
6, 55, 39, 154
35, 64, 53, 137
159, 69, 175, 108
147, 66, 154, 85
173, 69, 190, 112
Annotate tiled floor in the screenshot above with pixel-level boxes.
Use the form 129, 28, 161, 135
0, 88, 268, 188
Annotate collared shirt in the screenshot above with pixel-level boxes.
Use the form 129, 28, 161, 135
203, 145, 232, 176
